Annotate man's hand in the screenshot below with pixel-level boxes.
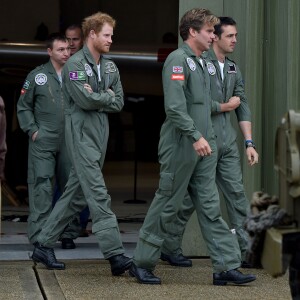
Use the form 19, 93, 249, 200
193, 137, 212, 156
83, 83, 93, 94
32, 131, 38, 142
107, 88, 115, 97
246, 147, 259, 166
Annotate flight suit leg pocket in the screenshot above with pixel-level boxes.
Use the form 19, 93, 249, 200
158, 172, 174, 196
27, 166, 34, 184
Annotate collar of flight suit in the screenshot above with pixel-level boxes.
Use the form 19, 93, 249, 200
181, 42, 199, 59
205, 48, 233, 80
181, 43, 208, 72
82, 45, 108, 80
43, 60, 62, 84
82, 45, 101, 67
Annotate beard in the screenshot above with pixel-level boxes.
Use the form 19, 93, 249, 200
95, 41, 110, 54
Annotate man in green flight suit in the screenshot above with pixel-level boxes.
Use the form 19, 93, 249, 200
129, 8, 256, 285
17, 33, 80, 245
160, 16, 259, 270
31, 12, 132, 275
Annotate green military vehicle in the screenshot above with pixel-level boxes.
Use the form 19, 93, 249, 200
260, 110, 300, 298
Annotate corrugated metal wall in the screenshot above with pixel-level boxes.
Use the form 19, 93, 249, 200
179, 0, 300, 199
263, 0, 300, 195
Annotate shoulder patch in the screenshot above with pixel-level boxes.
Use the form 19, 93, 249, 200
227, 63, 237, 74
22, 80, 30, 89
171, 74, 185, 81
186, 58, 196, 71
172, 66, 183, 73
35, 73, 47, 85
206, 62, 216, 75
69, 71, 86, 80
84, 64, 93, 77
105, 61, 116, 73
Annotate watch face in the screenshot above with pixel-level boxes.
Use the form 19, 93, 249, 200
246, 141, 255, 149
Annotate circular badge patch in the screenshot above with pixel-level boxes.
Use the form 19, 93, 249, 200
35, 73, 47, 85
85, 64, 93, 77
207, 62, 216, 75
186, 58, 196, 71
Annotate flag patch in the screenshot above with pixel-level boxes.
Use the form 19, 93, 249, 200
172, 66, 183, 73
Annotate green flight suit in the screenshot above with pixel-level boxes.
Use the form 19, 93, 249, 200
17, 61, 78, 243
36, 45, 125, 259
161, 48, 252, 261
133, 43, 241, 273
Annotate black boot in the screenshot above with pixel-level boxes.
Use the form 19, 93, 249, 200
213, 269, 256, 285
108, 254, 132, 276
129, 263, 161, 284
32, 243, 65, 270
241, 260, 253, 268
61, 238, 76, 249
161, 252, 192, 267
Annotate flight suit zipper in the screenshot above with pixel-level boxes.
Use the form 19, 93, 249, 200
201, 58, 209, 139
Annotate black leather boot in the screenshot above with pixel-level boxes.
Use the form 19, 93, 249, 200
161, 252, 192, 267
61, 238, 76, 249
213, 269, 256, 285
129, 263, 161, 284
32, 243, 65, 270
108, 254, 132, 276
241, 260, 253, 268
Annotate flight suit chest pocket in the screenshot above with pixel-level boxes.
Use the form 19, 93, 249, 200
225, 73, 236, 96
190, 71, 206, 104
86, 74, 98, 92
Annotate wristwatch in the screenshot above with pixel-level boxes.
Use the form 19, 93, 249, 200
245, 140, 256, 149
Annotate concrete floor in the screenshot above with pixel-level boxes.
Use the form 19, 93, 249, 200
0, 259, 291, 300
0, 161, 293, 299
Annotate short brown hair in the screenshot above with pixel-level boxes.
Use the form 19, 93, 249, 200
82, 12, 116, 40
46, 32, 68, 49
179, 8, 219, 41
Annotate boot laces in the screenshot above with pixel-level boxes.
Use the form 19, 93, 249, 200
46, 247, 57, 262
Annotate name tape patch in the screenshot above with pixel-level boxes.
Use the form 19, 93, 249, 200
171, 74, 185, 80
69, 71, 86, 80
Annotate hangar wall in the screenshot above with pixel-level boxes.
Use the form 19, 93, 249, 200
180, 0, 300, 255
